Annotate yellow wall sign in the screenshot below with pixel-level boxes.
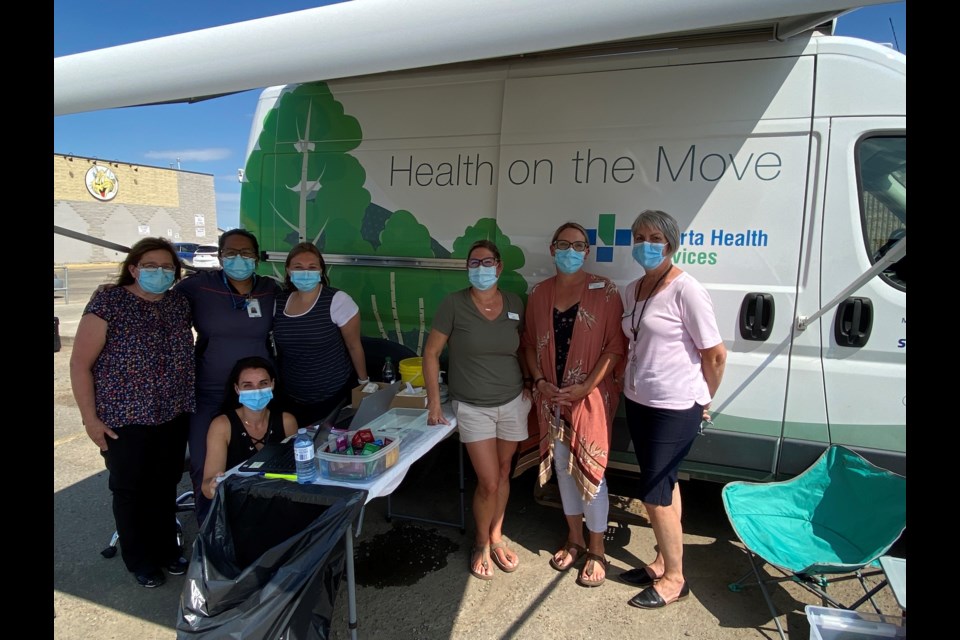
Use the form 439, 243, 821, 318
85, 165, 119, 201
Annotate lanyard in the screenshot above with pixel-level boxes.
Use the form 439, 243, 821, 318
222, 271, 257, 310
629, 266, 672, 341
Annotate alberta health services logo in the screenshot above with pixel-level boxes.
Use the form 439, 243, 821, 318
85, 165, 119, 201
586, 213, 631, 262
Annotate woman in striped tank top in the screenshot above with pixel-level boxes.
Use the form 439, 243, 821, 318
272, 242, 369, 428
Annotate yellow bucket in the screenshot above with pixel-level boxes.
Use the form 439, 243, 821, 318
399, 357, 425, 387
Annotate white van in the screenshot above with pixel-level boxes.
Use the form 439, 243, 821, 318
241, 31, 906, 482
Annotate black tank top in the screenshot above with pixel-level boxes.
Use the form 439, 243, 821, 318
224, 408, 288, 470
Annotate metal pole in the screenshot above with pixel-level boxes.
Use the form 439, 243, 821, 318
345, 523, 359, 640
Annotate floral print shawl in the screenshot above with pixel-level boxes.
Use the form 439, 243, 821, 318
521, 272, 626, 501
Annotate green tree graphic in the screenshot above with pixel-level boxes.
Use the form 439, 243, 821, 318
241, 82, 528, 352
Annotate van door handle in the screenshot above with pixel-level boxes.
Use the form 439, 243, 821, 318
834, 297, 873, 347
739, 293, 774, 341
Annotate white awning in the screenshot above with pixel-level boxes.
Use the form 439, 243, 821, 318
54, 0, 890, 116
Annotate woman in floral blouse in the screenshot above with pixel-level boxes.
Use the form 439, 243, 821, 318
70, 237, 195, 589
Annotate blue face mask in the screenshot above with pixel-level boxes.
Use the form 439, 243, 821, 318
632, 242, 667, 270
238, 387, 273, 411
290, 270, 322, 292
468, 265, 499, 291
138, 268, 175, 294
223, 255, 256, 281
554, 248, 586, 274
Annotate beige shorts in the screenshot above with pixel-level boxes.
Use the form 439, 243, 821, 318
453, 391, 532, 443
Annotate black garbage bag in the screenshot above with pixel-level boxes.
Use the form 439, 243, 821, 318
176, 475, 366, 640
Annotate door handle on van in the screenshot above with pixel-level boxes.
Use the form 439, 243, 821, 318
834, 297, 873, 347
739, 293, 774, 341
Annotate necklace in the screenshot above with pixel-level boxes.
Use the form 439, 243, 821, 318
471, 289, 498, 312
629, 265, 673, 341
241, 410, 266, 429
241, 410, 270, 446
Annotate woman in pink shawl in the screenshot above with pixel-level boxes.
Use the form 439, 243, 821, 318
522, 222, 627, 587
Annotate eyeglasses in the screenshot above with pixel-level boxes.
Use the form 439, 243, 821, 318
222, 249, 258, 259
467, 257, 499, 268
138, 263, 175, 273
553, 240, 589, 252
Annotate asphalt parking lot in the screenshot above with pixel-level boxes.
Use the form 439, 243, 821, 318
53, 265, 906, 640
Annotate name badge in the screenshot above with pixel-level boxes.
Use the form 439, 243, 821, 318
246, 298, 262, 318
507, 311, 520, 321
588, 282, 604, 289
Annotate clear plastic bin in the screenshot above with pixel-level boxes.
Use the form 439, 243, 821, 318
316, 430, 401, 481
805, 605, 906, 640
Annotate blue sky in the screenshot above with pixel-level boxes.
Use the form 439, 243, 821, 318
54, 1, 906, 231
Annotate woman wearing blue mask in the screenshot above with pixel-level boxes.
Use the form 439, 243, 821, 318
201, 356, 298, 498
272, 242, 369, 428
71, 237, 195, 588
175, 228, 281, 525
618, 209, 726, 609
424, 240, 531, 581
522, 222, 626, 588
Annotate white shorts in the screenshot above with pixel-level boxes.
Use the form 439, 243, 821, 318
452, 392, 531, 443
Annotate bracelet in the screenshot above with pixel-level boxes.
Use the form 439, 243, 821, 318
533, 376, 546, 388
358, 377, 370, 385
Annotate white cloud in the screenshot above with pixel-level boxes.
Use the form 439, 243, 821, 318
144, 148, 231, 162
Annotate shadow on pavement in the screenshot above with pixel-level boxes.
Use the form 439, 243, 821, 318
53, 469, 199, 631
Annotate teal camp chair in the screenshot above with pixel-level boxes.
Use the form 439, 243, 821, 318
722, 445, 906, 640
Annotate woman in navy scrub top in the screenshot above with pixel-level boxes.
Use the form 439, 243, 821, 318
175, 229, 280, 524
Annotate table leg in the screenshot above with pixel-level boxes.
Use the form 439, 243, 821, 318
345, 523, 358, 640
384, 437, 466, 533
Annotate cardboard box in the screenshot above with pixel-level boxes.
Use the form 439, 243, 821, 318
351, 382, 429, 410
352, 382, 387, 408
391, 388, 428, 410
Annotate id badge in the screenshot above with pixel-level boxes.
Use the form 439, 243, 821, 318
628, 355, 637, 392
246, 298, 262, 318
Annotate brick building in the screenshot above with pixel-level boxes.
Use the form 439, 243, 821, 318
53, 153, 218, 263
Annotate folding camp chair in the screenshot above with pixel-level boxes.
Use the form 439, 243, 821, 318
722, 445, 906, 640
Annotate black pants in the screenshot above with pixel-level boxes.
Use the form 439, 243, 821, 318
101, 414, 189, 574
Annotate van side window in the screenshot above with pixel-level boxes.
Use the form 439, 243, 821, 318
858, 136, 906, 289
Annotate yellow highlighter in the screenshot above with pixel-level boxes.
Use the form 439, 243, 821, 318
262, 473, 298, 481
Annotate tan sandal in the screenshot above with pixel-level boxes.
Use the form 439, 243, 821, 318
469, 545, 493, 581
549, 540, 586, 572
577, 552, 608, 587
490, 540, 519, 573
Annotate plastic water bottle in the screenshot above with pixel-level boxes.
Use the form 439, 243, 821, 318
294, 428, 318, 484
382, 356, 396, 383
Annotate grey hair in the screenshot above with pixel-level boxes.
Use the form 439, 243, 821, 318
631, 210, 680, 255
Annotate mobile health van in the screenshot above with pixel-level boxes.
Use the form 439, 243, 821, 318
239, 30, 906, 482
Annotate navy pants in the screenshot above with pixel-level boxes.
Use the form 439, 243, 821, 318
624, 399, 702, 506
188, 391, 222, 526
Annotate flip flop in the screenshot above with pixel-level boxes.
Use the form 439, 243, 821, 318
549, 540, 586, 572
490, 540, 519, 573
469, 545, 493, 581
577, 552, 608, 587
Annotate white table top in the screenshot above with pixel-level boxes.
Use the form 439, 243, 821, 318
229, 405, 457, 505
